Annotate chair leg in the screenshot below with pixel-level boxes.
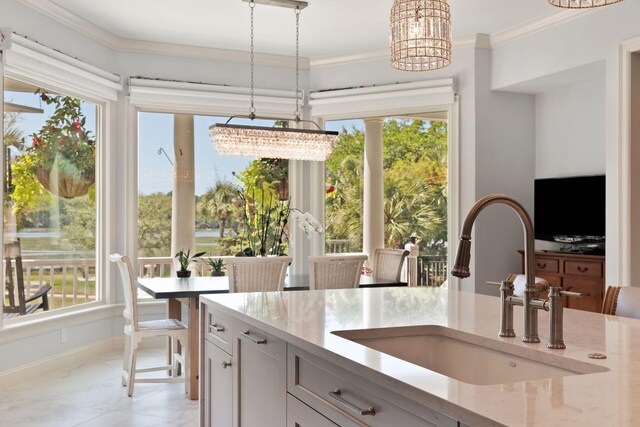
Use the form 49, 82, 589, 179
127, 340, 139, 397
122, 334, 131, 386
171, 337, 178, 378
181, 338, 189, 395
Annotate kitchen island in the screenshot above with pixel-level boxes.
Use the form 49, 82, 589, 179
200, 286, 639, 426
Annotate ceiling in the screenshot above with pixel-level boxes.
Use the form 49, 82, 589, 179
46, 0, 564, 58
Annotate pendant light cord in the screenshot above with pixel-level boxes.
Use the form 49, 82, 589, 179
294, 6, 301, 123
249, 0, 256, 120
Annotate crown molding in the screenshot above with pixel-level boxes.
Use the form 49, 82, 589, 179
19, 0, 598, 70
490, 8, 596, 48
17, 0, 304, 69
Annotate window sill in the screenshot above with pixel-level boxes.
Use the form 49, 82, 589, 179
0, 301, 166, 344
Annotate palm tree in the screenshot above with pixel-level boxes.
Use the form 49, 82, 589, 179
198, 181, 239, 238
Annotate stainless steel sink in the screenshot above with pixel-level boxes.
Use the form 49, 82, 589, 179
332, 325, 608, 385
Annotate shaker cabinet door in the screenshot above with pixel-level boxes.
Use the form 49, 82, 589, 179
203, 340, 233, 427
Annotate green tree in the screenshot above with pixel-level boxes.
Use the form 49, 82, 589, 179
325, 119, 448, 255
197, 181, 240, 238
61, 197, 95, 251
138, 193, 172, 257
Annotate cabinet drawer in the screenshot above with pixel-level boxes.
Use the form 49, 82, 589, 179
288, 346, 457, 427
564, 260, 602, 278
204, 306, 233, 354
535, 258, 559, 274
564, 278, 603, 313
287, 394, 338, 427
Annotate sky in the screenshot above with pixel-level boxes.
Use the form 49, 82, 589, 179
5, 87, 365, 196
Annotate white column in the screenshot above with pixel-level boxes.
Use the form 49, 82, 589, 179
171, 114, 195, 273
363, 118, 385, 266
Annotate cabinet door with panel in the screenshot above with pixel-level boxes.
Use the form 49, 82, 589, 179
203, 340, 233, 427
564, 277, 603, 312
236, 323, 287, 427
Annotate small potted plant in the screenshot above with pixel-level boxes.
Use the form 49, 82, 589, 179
175, 249, 206, 278
206, 257, 226, 277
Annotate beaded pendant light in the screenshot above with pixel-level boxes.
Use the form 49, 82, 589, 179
549, 0, 624, 8
210, 0, 338, 162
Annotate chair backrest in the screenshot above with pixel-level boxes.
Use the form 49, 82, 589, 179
110, 254, 138, 327
227, 256, 292, 293
373, 249, 410, 281
506, 273, 550, 297
602, 286, 640, 319
308, 255, 368, 290
3, 240, 26, 314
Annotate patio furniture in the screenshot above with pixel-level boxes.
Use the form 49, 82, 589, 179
227, 256, 292, 293
308, 254, 368, 290
3, 240, 51, 319
372, 248, 410, 282
110, 253, 188, 397
602, 286, 640, 319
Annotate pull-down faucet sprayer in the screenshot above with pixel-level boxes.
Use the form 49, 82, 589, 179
451, 194, 541, 343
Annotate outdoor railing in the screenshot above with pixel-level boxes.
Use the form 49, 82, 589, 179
326, 239, 353, 254
417, 255, 447, 287
5, 254, 447, 316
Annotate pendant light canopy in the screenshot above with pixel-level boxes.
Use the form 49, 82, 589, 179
549, 0, 623, 8
210, 0, 338, 162
390, 0, 452, 72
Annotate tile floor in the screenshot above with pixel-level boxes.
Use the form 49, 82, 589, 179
0, 349, 199, 427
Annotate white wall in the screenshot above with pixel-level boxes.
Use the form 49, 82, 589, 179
473, 48, 536, 296
535, 77, 606, 179
491, 0, 640, 285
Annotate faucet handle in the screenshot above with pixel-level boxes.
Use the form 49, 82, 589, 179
549, 287, 588, 298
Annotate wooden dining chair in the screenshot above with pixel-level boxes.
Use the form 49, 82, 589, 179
308, 254, 368, 290
110, 254, 188, 396
602, 286, 640, 319
506, 273, 551, 297
372, 248, 410, 282
227, 256, 292, 293
3, 240, 51, 319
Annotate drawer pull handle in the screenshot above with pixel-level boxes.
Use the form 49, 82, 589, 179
537, 263, 547, 269
577, 266, 589, 273
328, 388, 376, 416
210, 323, 225, 332
222, 361, 232, 369
241, 330, 267, 345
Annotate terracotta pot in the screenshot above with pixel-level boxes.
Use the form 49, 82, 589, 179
177, 270, 191, 278
36, 166, 95, 199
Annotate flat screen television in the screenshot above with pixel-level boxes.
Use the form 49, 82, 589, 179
534, 175, 605, 243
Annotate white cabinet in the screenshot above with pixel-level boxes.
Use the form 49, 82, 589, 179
201, 302, 286, 427
203, 340, 233, 427
236, 323, 286, 427
287, 346, 458, 427
202, 301, 459, 427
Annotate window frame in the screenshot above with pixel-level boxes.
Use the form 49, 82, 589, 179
0, 34, 121, 328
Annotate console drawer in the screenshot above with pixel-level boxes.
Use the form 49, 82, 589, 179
535, 258, 559, 274
564, 260, 602, 278
288, 346, 457, 427
203, 306, 233, 354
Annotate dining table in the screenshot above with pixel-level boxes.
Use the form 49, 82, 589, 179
136, 274, 406, 400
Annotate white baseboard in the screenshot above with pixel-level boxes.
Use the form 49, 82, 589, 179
0, 334, 166, 386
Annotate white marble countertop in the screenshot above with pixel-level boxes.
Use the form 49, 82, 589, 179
201, 287, 640, 426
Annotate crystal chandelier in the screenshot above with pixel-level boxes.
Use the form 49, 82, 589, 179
549, 0, 623, 8
390, 0, 452, 72
210, 0, 338, 161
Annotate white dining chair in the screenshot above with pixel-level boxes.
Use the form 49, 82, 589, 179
227, 256, 292, 293
506, 273, 550, 297
308, 254, 368, 290
372, 248, 410, 282
602, 286, 640, 319
110, 254, 188, 396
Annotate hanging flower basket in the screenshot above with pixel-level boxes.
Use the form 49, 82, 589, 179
35, 164, 95, 199
28, 91, 96, 199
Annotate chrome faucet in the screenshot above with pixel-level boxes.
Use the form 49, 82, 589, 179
451, 194, 542, 343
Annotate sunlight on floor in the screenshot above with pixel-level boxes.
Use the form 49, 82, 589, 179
0, 348, 199, 427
